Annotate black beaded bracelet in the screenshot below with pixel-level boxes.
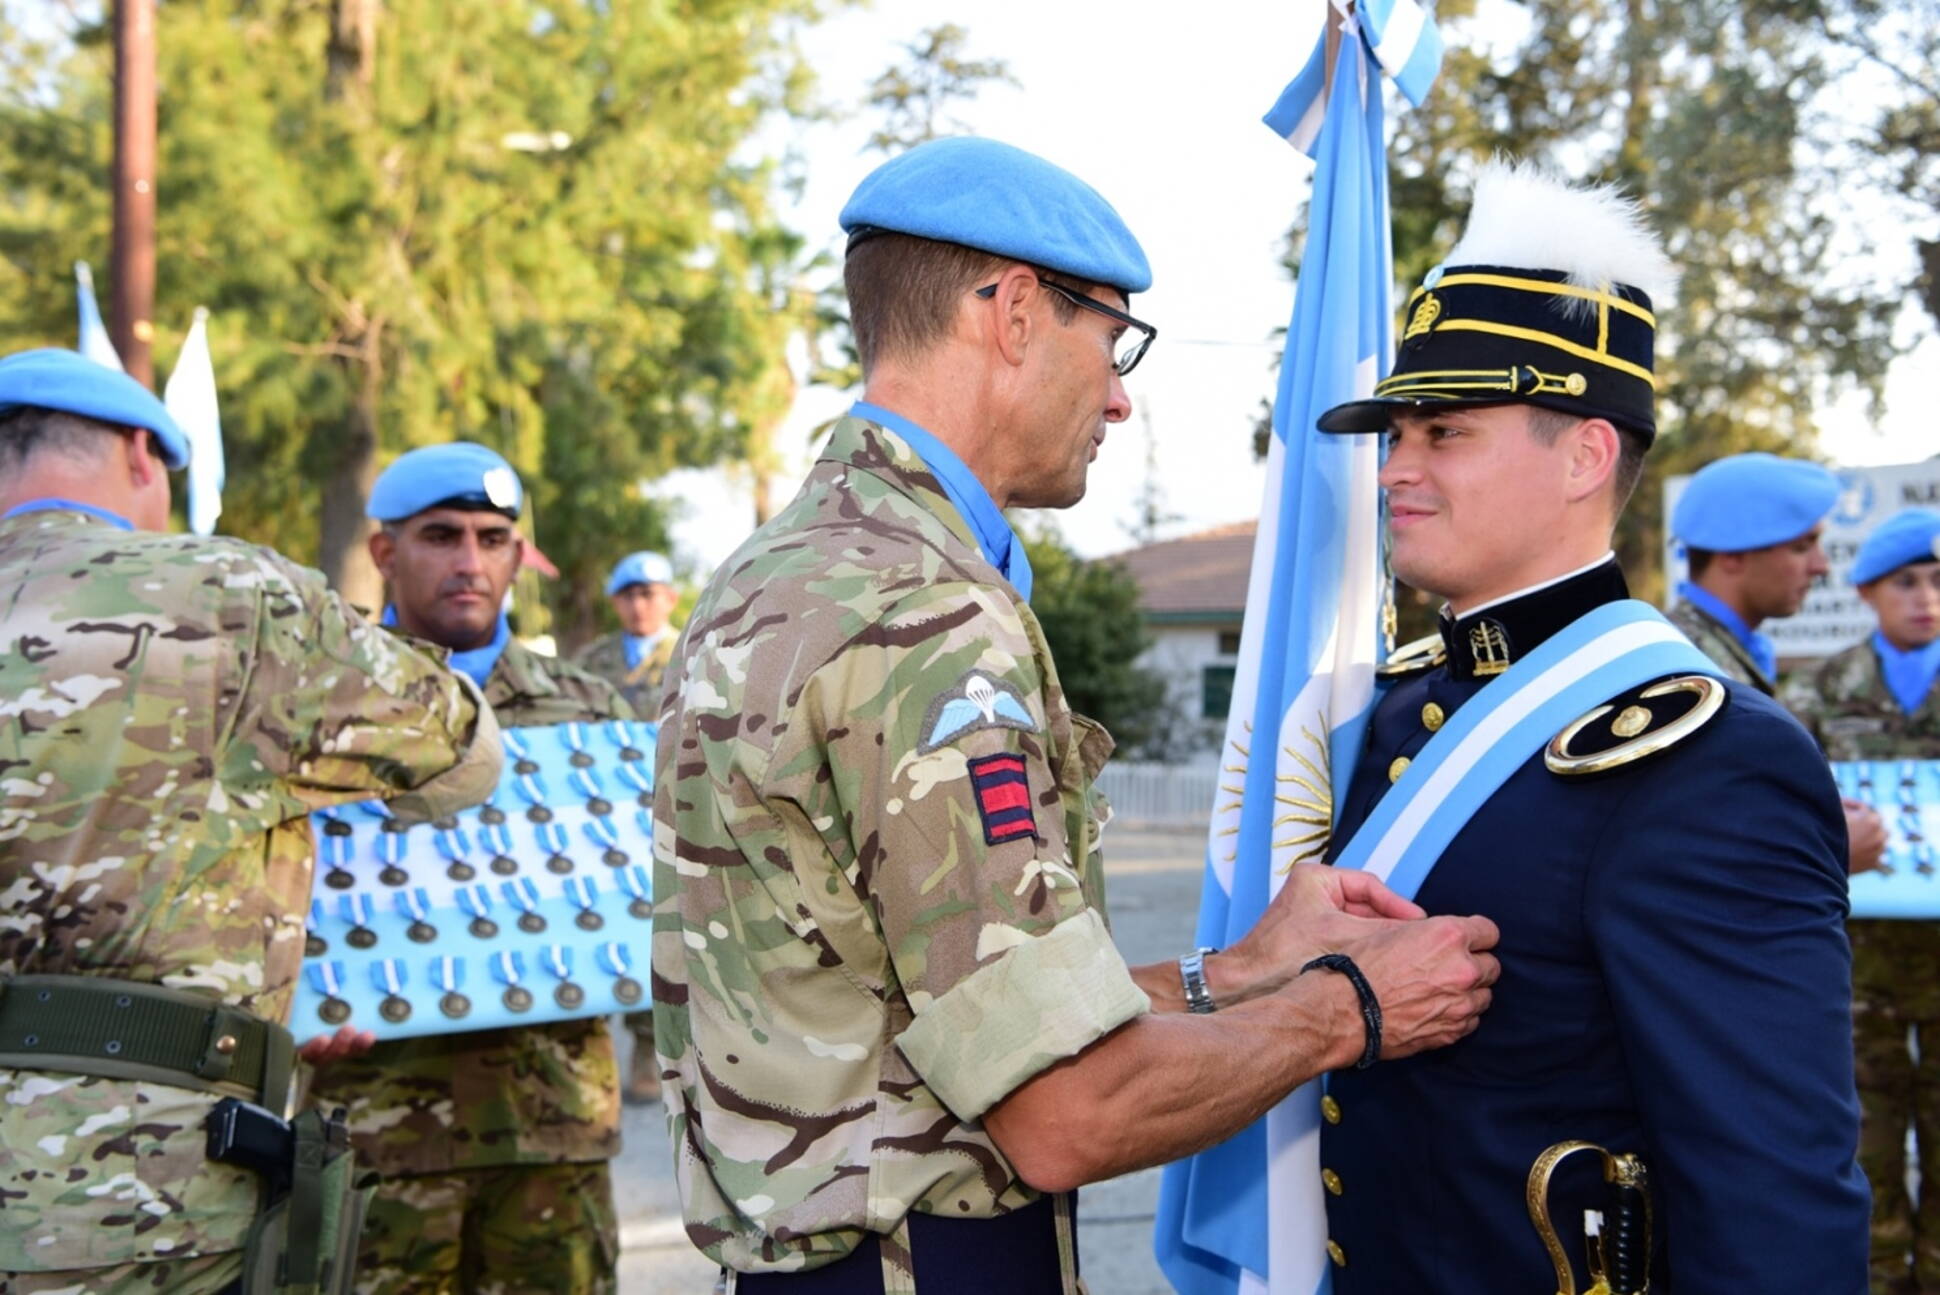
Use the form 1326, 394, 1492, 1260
1301, 953, 1383, 1070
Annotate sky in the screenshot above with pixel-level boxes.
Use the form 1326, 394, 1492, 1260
654, 0, 1940, 578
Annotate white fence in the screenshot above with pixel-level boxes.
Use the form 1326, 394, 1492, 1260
1095, 760, 1221, 827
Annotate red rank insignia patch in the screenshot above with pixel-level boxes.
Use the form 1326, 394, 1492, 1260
967, 752, 1036, 846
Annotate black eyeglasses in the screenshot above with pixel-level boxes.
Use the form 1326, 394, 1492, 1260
974, 272, 1157, 376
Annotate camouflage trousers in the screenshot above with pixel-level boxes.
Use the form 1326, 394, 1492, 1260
353, 1160, 618, 1295
0, 1252, 239, 1293
1858, 1008, 1940, 1293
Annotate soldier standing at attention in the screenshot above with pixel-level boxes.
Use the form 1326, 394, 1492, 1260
575, 548, 678, 1106
1666, 450, 1840, 693
1782, 509, 1940, 1295
652, 136, 1502, 1294
1671, 452, 1886, 872
306, 443, 633, 1295
0, 350, 501, 1294
1309, 163, 1868, 1291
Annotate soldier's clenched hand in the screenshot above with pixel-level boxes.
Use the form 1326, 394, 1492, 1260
1327, 912, 1501, 1060
1218, 863, 1428, 1002
1842, 799, 1886, 875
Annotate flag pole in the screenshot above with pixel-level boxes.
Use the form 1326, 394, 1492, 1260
110, 0, 157, 387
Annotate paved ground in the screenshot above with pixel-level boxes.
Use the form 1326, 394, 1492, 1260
614, 824, 1207, 1294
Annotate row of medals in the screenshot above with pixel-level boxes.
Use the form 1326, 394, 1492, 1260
309, 745, 653, 1026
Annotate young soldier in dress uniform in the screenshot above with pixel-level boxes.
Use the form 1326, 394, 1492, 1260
652, 136, 1503, 1294
0, 350, 501, 1294
1666, 450, 1840, 693
305, 443, 634, 1295
576, 550, 677, 1105
1310, 163, 1869, 1291
1782, 509, 1940, 1294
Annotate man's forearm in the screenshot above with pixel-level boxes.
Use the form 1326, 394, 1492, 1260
1130, 947, 1271, 1013
984, 971, 1360, 1193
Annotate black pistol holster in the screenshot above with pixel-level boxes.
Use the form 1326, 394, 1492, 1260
0, 974, 373, 1295
208, 1097, 374, 1295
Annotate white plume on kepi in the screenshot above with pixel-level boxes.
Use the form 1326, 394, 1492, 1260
1446, 158, 1677, 308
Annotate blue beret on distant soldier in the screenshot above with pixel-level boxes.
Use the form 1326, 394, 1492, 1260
605, 550, 674, 597
1851, 508, 1940, 585
1670, 452, 1841, 552
367, 441, 523, 522
840, 136, 1153, 295
0, 347, 190, 469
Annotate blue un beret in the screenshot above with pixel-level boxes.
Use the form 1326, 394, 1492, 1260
367, 442, 523, 522
0, 347, 190, 470
605, 550, 674, 597
1671, 452, 1841, 552
1852, 510, 1940, 585
840, 137, 1152, 296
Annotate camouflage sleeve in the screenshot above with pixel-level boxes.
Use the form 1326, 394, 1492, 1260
1777, 664, 1829, 752
797, 582, 1148, 1120
229, 556, 502, 819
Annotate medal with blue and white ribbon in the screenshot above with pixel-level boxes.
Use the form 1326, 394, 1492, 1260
492, 949, 533, 1013
368, 802, 411, 887
308, 959, 351, 1026
541, 943, 584, 1010
504, 730, 555, 826
305, 899, 329, 957
396, 886, 437, 943
341, 892, 378, 949
619, 864, 652, 921
478, 816, 518, 877
606, 719, 649, 767
583, 812, 628, 869
457, 883, 498, 939
502, 877, 547, 934
434, 817, 476, 882
535, 816, 574, 877
433, 954, 469, 1019
563, 723, 615, 816
373, 958, 412, 1024
599, 940, 645, 1007
317, 806, 356, 890
563, 875, 603, 931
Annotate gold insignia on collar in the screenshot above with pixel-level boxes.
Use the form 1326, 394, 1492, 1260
1404, 293, 1442, 341
1469, 621, 1510, 677
1546, 675, 1726, 777
1378, 632, 1446, 678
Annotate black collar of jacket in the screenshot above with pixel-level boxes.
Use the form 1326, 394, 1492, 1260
1438, 559, 1631, 681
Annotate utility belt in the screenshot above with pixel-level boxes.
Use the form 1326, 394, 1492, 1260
725, 1192, 1085, 1295
0, 974, 373, 1294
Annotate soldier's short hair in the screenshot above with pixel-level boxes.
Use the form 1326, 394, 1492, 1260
1685, 547, 1717, 578
843, 233, 1085, 375
1524, 405, 1648, 511
0, 406, 129, 473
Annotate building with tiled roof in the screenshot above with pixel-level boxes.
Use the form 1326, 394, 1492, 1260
1107, 521, 1256, 751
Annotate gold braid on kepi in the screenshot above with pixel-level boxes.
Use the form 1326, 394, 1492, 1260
1318, 159, 1676, 443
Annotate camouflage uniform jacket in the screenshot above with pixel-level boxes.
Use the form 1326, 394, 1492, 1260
307, 639, 632, 1177
576, 629, 676, 720
1781, 638, 1940, 1017
0, 506, 501, 1271
1667, 598, 1775, 693
652, 416, 1150, 1276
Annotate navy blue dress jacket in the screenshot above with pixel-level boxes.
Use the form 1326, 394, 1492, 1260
1319, 561, 1869, 1292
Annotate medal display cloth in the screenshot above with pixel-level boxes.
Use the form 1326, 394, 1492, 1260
295, 720, 657, 1040
1837, 760, 1940, 918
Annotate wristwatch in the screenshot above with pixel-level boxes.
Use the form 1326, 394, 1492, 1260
1179, 947, 1219, 1015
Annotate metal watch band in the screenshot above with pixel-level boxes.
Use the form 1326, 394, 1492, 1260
1179, 946, 1219, 1015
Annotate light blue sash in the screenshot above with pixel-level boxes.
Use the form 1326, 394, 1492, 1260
1333, 599, 1722, 897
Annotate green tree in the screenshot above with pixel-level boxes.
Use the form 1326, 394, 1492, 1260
0, 0, 838, 645
1022, 527, 1170, 756
863, 23, 1017, 155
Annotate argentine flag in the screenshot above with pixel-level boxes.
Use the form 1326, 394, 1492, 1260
1152, 2, 1440, 1291
165, 308, 226, 536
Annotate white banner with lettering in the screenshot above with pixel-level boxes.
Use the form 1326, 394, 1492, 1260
1664, 457, 1940, 660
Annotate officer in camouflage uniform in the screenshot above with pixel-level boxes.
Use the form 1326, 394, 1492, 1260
1665, 451, 1840, 693
576, 550, 677, 1104
305, 444, 633, 1295
0, 349, 501, 1295
1782, 509, 1940, 1294
653, 138, 1500, 1293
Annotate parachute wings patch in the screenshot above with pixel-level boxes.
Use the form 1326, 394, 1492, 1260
918, 670, 1038, 753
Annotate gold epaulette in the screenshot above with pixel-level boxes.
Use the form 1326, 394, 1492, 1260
1545, 674, 1726, 776
1377, 632, 1446, 678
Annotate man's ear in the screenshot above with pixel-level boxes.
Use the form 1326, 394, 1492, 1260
368, 527, 397, 582
982, 264, 1040, 369
1564, 417, 1621, 504
124, 428, 165, 489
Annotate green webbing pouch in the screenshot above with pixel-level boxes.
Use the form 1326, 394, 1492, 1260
230, 1108, 375, 1295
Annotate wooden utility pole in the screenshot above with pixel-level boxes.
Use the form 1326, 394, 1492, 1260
111, 0, 157, 387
